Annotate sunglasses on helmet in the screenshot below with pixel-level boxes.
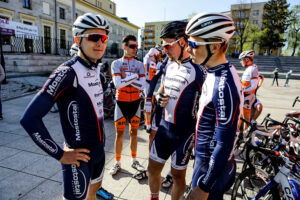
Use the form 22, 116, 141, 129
188, 40, 223, 49
77, 33, 109, 43
162, 38, 181, 50
126, 44, 138, 49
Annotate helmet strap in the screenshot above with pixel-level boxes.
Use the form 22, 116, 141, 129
79, 38, 101, 68
201, 39, 213, 66
177, 39, 185, 61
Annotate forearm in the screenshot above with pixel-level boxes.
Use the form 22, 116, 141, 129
131, 77, 146, 90
113, 74, 138, 89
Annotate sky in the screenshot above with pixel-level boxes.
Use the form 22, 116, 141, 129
113, 0, 299, 28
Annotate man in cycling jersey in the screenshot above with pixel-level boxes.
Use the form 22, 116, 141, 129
109, 35, 146, 175
148, 21, 206, 200
144, 47, 162, 132
251, 74, 264, 123
238, 50, 259, 132
20, 13, 110, 200
186, 13, 243, 200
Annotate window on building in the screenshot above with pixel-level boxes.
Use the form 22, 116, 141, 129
0, 16, 10, 45
59, 7, 65, 19
60, 29, 66, 49
44, 25, 51, 54
110, 4, 112, 9
22, 0, 31, 9
156, 26, 160, 30
96, 0, 101, 8
252, 20, 258, 25
23, 21, 33, 53
43, 2, 50, 15
156, 32, 160, 36
252, 10, 259, 16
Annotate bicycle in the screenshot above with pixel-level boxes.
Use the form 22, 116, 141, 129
232, 144, 300, 200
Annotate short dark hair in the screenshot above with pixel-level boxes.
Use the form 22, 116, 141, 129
122, 35, 136, 45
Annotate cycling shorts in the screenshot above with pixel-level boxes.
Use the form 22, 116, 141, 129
243, 93, 256, 110
252, 98, 261, 109
114, 100, 141, 131
149, 119, 194, 170
192, 156, 236, 199
62, 144, 105, 200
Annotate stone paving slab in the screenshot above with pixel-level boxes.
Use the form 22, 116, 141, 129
0, 77, 299, 200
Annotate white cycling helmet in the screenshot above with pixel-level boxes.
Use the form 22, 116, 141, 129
148, 48, 160, 57
186, 13, 235, 42
69, 43, 79, 57
239, 50, 255, 60
72, 13, 111, 36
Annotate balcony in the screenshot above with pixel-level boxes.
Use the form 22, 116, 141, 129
145, 35, 154, 38
144, 29, 154, 33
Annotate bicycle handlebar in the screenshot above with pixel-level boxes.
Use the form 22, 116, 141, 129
292, 96, 299, 107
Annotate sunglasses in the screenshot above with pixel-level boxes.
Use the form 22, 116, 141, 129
77, 33, 109, 43
188, 40, 223, 49
127, 44, 138, 49
162, 38, 181, 50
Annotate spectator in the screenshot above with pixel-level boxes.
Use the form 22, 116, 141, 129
272, 67, 279, 86
284, 70, 292, 87
0, 64, 5, 120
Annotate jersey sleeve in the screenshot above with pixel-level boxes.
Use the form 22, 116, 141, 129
20, 66, 76, 161
131, 61, 146, 90
197, 78, 241, 192
111, 60, 138, 89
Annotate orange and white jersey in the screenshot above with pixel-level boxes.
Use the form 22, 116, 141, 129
143, 48, 161, 82
111, 57, 146, 102
241, 64, 259, 95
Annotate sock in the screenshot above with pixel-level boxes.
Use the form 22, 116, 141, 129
150, 193, 159, 200
167, 171, 172, 176
116, 153, 121, 162
131, 151, 137, 162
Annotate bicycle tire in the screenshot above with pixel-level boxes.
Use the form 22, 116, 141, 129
231, 167, 280, 200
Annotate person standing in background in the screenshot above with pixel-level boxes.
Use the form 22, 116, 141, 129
284, 70, 292, 87
272, 67, 279, 86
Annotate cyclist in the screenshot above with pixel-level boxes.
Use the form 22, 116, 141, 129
109, 35, 146, 175
144, 47, 162, 131
148, 21, 206, 200
20, 13, 111, 200
185, 13, 243, 200
251, 74, 264, 123
238, 50, 259, 132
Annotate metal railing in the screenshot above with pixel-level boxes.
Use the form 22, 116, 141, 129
1, 35, 124, 58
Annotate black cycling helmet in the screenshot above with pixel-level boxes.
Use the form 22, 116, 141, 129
160, 21, 188, 39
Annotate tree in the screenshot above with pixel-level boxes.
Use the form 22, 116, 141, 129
260, 0, 291, 54
231, 1, 252, 52
285, 5, 300, 56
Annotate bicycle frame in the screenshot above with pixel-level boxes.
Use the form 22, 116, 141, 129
252, 157, 300, 200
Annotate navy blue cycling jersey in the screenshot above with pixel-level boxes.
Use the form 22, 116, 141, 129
195, 62, 243, 192
20, 56, 107, 161
163, 58, 206, 124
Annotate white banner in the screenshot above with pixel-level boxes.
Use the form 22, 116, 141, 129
0, 18, 38, 38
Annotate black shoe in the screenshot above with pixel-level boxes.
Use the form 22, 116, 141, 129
162, 175, 173, 188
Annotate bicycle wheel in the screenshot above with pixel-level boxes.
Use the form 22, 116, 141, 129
231, 168, 280, 200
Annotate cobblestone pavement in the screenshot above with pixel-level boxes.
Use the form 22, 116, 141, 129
0, 76, 299, 200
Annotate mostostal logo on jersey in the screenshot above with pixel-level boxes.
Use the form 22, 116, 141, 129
68, 101, 81, 141
71, 164, 87, 198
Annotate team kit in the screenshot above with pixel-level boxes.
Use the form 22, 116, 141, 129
20, 12, 266, 200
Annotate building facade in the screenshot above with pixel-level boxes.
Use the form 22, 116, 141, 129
229, 2, 272, 56
0, 0, 139, 57
143, 20, 171, 50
